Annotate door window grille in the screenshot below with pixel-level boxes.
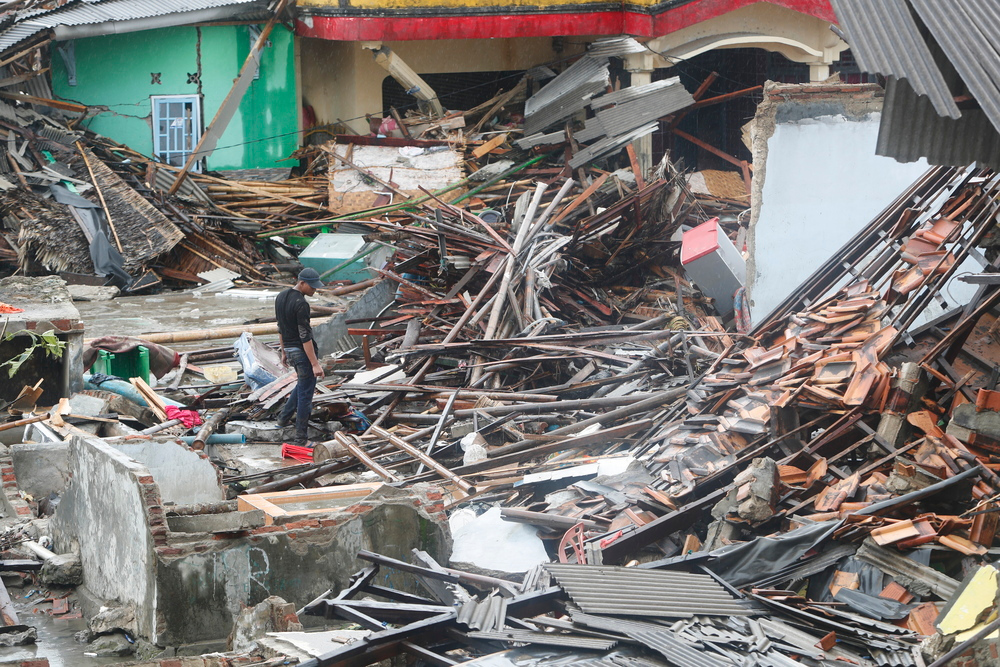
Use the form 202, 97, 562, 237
151, 95, 202, 170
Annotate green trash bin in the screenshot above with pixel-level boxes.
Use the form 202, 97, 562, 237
91, 346, 150, 383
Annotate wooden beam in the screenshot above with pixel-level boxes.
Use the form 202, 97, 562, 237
167, 0, 291, 196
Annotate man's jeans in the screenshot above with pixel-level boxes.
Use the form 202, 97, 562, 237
278, 347, 316, 443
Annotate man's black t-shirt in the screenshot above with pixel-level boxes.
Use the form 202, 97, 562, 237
275, 287, 312, 349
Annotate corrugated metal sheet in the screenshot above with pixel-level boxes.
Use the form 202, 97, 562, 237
594, 83, 693, 138
870, 647, 917, 667
593, 77, 683, 109
0, 0, 264, 55
523, 55, 609, 136
876, 77, 1000, 169
909, 0, 1000, 133
571, 611, 734, 667
545, 564, 751, 617
569, 122, 657, 169
465, 629, 618, 650
830, 0, 959, 119
585, 36, 646, 58
456, 594, 507, 632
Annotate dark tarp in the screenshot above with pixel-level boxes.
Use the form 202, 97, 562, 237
703, 520, 842, 588
50, 183, 131, 285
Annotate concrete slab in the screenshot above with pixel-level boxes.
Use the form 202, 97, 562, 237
259, 629, 371, 660
9, 442, 71, 501
166, 510, 266, 534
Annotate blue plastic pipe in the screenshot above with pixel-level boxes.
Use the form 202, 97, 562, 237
83, 374, 186, 408
178, 434, 246, 445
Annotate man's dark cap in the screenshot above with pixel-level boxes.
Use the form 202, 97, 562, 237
298, 267, 325, 289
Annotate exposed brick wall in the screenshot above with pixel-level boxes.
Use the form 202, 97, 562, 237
0, 454, 35, 519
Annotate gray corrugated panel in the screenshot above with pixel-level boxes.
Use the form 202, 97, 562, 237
870, 647, 916, 667
573, 117, 607, 143
465, 629, 618, 650
570, 609, 729, 665
877, 77, 1000, 169
523, 55, 609, 135
910, 0, 1000, 130
586, 36, 646, 58
513, 130, 565, 150
0, 23, 50, 55
36, 123, 81, 147
545, 564, 751, 617
592, 77, 684, 109
0, 0, 263, 54
624, 628, 735, 667
593, 84, 693, 138
569, 123, 657, 169
855, 540, 959, 600
151, 167, 213, 203
910, 0, 1000, 133
830, 0, 959, 119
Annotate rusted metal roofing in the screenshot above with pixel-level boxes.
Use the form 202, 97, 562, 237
544, 563, 751, 618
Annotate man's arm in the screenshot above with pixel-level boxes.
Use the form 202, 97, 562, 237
296, 299, 323, 378
303, 339, 322, 378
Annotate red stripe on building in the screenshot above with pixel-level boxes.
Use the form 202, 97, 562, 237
296, 0, 836, 41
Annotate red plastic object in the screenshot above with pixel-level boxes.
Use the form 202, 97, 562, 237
599, 529, 624, 549
680, 217, 722, 265
281, 443, 315, 462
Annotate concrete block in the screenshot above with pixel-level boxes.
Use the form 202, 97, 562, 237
67, 285, 120, 302
166, 510, 265, 534
40, 552, 82, 586
10, 442, 71, 501
227, 596, 302, 652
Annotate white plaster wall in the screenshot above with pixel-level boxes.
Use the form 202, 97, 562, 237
113, 442, 223, 505
52, 437, 156, 637
749, 113, 929, 323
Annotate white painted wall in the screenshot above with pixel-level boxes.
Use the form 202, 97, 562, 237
749, 113, 929, 323
52, 437, 157, 638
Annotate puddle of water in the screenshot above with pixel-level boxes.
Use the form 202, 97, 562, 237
1, 591, 129, 666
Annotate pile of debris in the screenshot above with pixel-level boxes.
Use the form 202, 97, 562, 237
2, 24, 1000, 667
0, 35, 754, 298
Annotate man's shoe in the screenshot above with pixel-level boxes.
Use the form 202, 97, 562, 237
277, 415, 293, 428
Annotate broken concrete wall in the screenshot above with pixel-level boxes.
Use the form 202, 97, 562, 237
111, 441, 223, 505
153, 485, 450, 645
52, 435, 451, 646
51, 435, 160, 639
746, 83, 929, 324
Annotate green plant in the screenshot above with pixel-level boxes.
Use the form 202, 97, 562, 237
0, 330, 66, 378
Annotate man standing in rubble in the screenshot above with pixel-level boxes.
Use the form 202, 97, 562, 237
275, 267, 325, 447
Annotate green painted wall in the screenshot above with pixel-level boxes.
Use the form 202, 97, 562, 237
51, 24, 298, 171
